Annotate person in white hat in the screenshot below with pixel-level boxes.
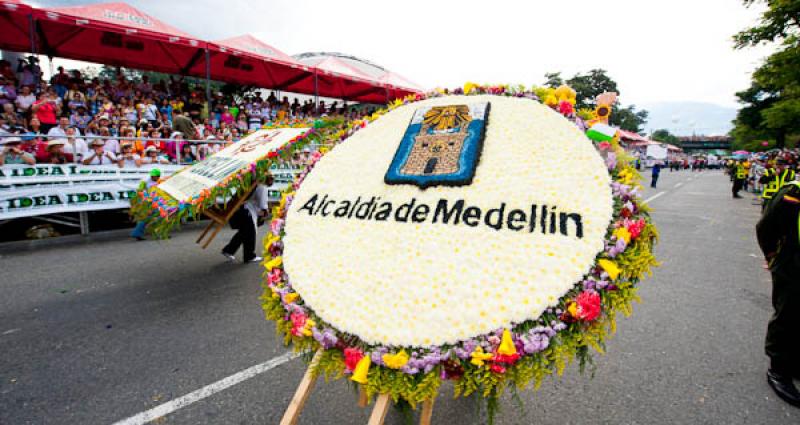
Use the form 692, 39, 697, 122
118, 142, 141, 168
0, 136, 36, 165
82, 139, 117, 165
45, 138, 69, 164
141, 145, 170, 165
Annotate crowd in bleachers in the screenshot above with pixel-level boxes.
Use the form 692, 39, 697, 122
0, 56, 371, 167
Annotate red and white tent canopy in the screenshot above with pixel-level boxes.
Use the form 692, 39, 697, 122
197, 34, 315, 95
34, 2, 205, 76
3, 1, 420, 103
0, 0, 34, 53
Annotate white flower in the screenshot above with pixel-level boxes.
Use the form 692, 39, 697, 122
283, 95, 613, 347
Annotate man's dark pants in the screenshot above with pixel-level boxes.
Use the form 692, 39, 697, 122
766, 267, 800, 375
222, 208, 257, 261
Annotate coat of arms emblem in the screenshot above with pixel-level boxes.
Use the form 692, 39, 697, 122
385, 102, 490, 188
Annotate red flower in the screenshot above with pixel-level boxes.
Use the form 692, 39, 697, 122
576, 291, 601, 321
344, 347, 364, 372
558, 100, 574, 116
489, 363, 506, 374
493, 353, 521, 365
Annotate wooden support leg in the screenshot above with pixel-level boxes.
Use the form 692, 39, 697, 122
200, 223, 223, 249
279, 351, 323, 425
367, 394, 391, 425
196, 220, 215, 244
358, 386, 369, 408
419, 398, 435, 425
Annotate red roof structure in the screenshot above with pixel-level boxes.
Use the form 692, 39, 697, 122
312, 56, 389, 103
197, 34, 315, 95
34, 2, 206, 76
0, 0, 34, 53
3, 1, 417, 103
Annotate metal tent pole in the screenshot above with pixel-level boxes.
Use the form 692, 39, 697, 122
205, 48, 212, 114
314, 71, 319, 111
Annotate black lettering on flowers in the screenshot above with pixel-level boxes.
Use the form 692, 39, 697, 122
433, 199, 464, 224
334, 200, 351, 217
298, 194, 318, 215
462, 206, 481, 227
374, 202, 393, 221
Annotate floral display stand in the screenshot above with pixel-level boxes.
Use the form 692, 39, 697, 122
260, 85, 657, 424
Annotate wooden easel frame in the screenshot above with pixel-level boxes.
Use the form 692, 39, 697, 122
195, 184, 256, 249
280, 350, 436, 425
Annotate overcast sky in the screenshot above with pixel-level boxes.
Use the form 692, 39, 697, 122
34, 0, 774, 108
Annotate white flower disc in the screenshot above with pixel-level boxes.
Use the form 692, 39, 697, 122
283, 95, 613, 347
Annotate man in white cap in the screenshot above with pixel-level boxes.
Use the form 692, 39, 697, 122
82, 139, 117, 165
141, 145, 170, 165
0, 136, 36, 165
44, 138, 69, 164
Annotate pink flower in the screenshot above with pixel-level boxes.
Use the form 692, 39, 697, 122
267, 269, 282, 286
290, 312, 307, 336
598, 141, 611, 150
270, 218, 285, 235
343, 347, 364, 372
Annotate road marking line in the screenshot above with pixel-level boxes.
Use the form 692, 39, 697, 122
675, 182, 683, 188
644, 191, 666, 204
111, 352, 299, 425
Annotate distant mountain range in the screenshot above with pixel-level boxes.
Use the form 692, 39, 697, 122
639, 102, 737, 137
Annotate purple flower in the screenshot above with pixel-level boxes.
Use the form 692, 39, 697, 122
312, 327, 338, 349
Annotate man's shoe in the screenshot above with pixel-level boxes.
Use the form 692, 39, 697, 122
733, 195, 743, 198
767, 370, 800, 408
245, 256, 263, 263
221, 252, 236, 262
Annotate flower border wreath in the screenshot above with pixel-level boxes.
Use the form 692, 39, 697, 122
130, 118, 365, 239
263, 85, 658, 409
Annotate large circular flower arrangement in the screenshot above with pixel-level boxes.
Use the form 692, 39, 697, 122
261, 85, 658, 408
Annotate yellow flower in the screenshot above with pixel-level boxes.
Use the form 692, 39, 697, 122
302, 319, 315, 336
470, 346, 494, 366
284, 292, 299, 304
382, 350, 410, 369
618, 169, 635, 185
265, 233, 279, 249
613, 227, 631, 244
567, 302, 578, 318
351, 355, 371, 384
544, 94, 558, 107
265, 256, 283, 271
463, 82, 478, 94
497, 329, 517, 356
598, 259, 621, 281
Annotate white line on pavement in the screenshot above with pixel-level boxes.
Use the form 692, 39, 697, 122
111, 352, 299, 425
674, 182, 683, 188
644, 191, 666, 204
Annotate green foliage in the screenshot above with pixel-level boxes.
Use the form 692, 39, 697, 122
650, 129, 681, 145
543, 72, 564, 88
733, 0, 800, 48
611, 105, 649, 133
732, 1, 800, 148
566, 69, 620, 110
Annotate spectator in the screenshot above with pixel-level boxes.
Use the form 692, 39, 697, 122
31, 92, 59, 132
141, 146, 170, 164
118, 142, 141, 168
70, 105, 91, 131
63, 127, 87, 161
142, 97, 160, 126
14, 85, 36, 123
98, 126, 120, 154
0, 76, 17, 107
82, 139, 117, 165
0, 137, 36, 165
47, 116, 77, 139
179, 142, 196, 164
44, 139, 71, 164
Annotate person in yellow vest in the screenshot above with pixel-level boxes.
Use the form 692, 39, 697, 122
756, 180, 800, 407
732, 160, 747, 198
761, 162, 797, 209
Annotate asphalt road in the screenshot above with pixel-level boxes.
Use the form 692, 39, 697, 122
1, 169, 798, 425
